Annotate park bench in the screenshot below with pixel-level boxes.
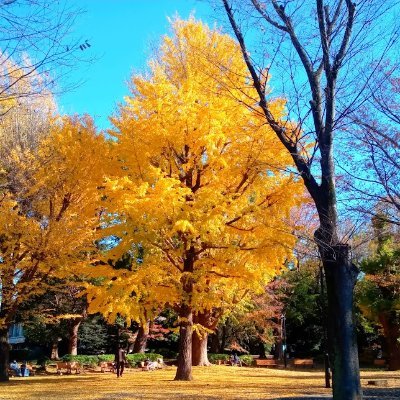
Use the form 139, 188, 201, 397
255, 359, 278, 368
293, 358, 314, 368
56, 361, 81, 375
373, 359, 386, 367
8, 364, 35, 377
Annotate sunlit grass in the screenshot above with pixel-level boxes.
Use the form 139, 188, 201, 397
1, 366, 399, 399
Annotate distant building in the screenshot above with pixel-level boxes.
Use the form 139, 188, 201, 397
8, 323, 25, 345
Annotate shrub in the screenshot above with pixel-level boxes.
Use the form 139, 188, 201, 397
97, 354, 114, 362
61, 355, 99, 367
239, 355, 255, 366
208, 353, 229, 364
61, 353, 163, 368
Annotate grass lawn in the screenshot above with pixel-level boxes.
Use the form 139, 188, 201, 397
1, 366, 399, 400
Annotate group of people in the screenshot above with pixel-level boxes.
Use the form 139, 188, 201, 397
9, 360, 30, 377
229, 353, 242, 366
142, 358, 163, 371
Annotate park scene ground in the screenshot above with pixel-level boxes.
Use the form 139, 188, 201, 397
1, 367, 400, 400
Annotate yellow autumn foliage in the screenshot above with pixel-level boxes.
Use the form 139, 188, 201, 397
85, 18, 302, 325
0, 115, 107, 330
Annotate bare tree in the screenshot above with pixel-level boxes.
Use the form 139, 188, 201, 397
217, 1, 400, 399
339, 66, 400, 226
0, 0, 87, 111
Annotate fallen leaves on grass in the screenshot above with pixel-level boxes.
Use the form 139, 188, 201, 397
1, 366, 399, 400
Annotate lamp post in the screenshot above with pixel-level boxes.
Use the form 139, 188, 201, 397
281, 314, 287, 368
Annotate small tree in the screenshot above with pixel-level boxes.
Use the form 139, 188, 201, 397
0, 0, 85, 109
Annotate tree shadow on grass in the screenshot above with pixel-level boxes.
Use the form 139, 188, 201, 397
0, 376, 93, 386
279, 387, 400, 400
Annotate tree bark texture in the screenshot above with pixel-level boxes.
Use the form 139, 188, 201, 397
174, 304, 193, 381
51, 339, 60, 360
174, 247, 195, 381
192, 311, 220, 366
68, 318, 82, 355
0, 327, 10, 382
133, 322, 150, 354
379, 312, 400, 371
321, 243, 362, 400
192, 331, 210, 366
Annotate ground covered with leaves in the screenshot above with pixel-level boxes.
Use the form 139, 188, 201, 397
1, 366, 399, 400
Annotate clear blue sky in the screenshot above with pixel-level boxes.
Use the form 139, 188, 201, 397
58, 1, 214, 131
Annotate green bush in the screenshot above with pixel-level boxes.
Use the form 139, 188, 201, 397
61, 353, 163, 368
239, 355, 254, 366
208, 353, 229, 364
61, 355, 99, 367
97, 354, 114, 362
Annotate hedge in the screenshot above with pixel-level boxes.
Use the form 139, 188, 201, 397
239, 355, 255, 366
208, 353, 230, 364
208, 353, 255, 366
61, 353, 163, 368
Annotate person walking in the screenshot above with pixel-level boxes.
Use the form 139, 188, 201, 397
115, 347, 127, 377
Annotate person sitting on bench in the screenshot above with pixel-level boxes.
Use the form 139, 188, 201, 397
9, 360, 21, 376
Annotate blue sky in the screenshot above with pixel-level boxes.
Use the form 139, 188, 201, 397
58, 1, 214, 131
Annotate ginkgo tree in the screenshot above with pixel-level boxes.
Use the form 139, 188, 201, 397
0, 114, 107, 381
86, 18, 302, 381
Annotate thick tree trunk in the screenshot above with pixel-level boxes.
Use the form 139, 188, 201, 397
175, 246, 195, 381
174, 304, 193, 381
321, 243, 362, 400
192, 311, 219, 366
0, 327, 10, 382
133, 322, 150, 353
68, 318, 82, 355
192, 331, 210, 366
50, 339, 60, 360
379, 313, 400, 371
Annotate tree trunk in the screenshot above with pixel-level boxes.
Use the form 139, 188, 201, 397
322, 243, 362, 400
68, 318, 82, 355
379, 313, 400, 371
192, 331, 210, 366
133, 321, 150, 353
192, 311, 219, 366
174, 246, 195, 381
0, 327, 10, 382
174, 304, 193, 381
50, 338, 60, 360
